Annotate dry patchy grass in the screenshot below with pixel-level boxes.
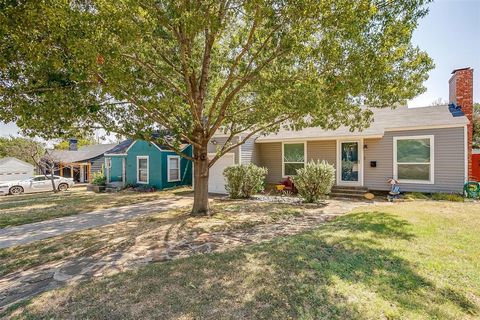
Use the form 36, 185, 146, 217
0, 200, 309, 277
0, 187, 190, 228
5, 201, 480, 319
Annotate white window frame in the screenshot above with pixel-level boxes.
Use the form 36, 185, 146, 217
136, 156, 149, 184
282, 141, 307, 177
167, 155, 181, 182
393, 135, 434, 184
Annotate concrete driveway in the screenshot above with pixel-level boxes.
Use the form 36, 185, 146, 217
0, 196, 192, 249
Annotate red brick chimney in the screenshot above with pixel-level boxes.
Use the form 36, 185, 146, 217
449, 67, 474, 179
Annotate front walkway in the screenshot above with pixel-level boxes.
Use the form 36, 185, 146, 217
0, 196, 193, 249
0, 199, 370, 311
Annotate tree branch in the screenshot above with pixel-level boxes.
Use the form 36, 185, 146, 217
208, 115, 292, 167
121, 53, 188, 100
207, 7, 259, 125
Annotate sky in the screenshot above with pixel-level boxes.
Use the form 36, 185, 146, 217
408, 0, 480, 107
0, 0, 479, 138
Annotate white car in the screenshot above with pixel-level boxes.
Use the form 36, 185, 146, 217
0, 175, 74, 196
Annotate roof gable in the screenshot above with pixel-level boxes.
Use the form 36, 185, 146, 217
0, 157, 34, 168
47, 143, 118, 163
256, 105, 469, 142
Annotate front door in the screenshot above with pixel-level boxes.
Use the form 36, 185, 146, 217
338, 140, 363, 186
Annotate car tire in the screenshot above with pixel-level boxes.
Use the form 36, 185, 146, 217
58, 183, 69, 192
9, 186, 24, 195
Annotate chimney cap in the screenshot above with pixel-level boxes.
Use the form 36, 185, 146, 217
451, 67, 471, 74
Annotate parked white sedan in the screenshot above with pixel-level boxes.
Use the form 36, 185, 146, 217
0, 175, 74, 196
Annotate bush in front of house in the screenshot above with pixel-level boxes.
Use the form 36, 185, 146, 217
431, 193, 464, 202
294, 160, 335, 203
91, 172, 106, 186
223, 164, 268, 199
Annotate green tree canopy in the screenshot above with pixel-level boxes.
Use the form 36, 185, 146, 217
0, 136, 44, 165
0, 0, 434, 214
54, 137, 97, 150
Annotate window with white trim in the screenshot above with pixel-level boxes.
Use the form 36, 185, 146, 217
137, 156, 149, 184
168, 156, 181, 182
283, 143, 305, 176
394, 136, 433, 183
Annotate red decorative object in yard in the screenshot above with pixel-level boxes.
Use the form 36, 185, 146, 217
472, 152, 480, 182
279, 177, 297, 193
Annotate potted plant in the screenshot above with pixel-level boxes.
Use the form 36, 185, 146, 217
87, 172, 107, 193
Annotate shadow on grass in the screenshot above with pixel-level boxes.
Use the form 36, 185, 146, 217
11, 211, 479, 319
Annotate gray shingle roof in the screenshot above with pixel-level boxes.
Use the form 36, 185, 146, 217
256, 105, 469, 142
47, 143, 118, 163
105, 139, 134, 154
0, 157, 34, 168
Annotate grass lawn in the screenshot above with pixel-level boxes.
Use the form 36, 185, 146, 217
0, 201, 307, 277
0, 187, 190, 228
5, 200, 480, 319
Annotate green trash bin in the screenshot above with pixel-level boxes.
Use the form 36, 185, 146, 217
464, 181, 480, 199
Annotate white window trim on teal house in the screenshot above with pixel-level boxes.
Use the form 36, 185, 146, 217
393, 135, 434, 184
136, 156, 149, 184
167, 155, 181, 182
281, 141, 307, 178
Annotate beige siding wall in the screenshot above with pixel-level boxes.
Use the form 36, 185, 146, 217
307, 140, 337, 167
257, 142, 282, 183
257, 140, 337, 183
221, 127, 466, 193
364, 127, 465, 193
240, 135, 260, 165
208, 136, 240, 164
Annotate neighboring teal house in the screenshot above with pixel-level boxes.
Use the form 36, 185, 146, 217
104, 140, 192, 190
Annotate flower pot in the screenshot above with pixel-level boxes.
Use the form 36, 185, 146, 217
87, 184, 106, 193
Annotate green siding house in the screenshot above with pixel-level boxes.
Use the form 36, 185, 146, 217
104, 140, 192, 190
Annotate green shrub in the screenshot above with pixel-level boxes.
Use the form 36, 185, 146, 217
431, 193, 464, 202
404, 192, 430, 200
91, 172, 106, 186
223, 164, 268, 198
404, 192, 464, 202
293, 160, 335, 203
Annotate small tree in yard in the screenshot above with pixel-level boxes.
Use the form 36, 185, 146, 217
294, 160, 335, 203
224, 164, 267, 199
0, 0, 433, 215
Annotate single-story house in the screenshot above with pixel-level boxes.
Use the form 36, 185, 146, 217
46, 140, 118, 183
103, 140, 192, 190
0, 157, 34, 181
208, 68, 474, 194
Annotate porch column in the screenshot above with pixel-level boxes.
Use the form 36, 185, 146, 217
80, 165, 85, 183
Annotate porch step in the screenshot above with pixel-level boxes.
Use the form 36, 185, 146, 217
329, 192, 366, 199
330, 186, 369, 199
105, 182, 123, 193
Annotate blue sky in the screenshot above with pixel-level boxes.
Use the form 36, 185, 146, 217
0, 0, 479, 137
408, 0, 480, 107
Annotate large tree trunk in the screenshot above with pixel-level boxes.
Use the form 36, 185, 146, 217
50, 167, 58, 193
191, 148, 210, 216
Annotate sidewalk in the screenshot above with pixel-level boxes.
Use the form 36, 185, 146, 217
0, 196, 192, 249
